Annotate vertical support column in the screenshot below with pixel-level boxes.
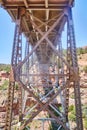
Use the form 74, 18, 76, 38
67, 7, 83, 130
15, 7, 26, 123
5, 68, 15, 130
16, 8, 23, 122
5, 19, 22, 130
5, 7, 25, 129
64, 19, 72, 127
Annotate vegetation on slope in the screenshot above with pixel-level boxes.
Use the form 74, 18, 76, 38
0, 79, 9, 90
77, 47, 87, 55
0, 64, 10, 72
83, 65, 87, 73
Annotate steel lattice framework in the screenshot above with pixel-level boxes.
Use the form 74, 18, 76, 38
0, 0, 83, 130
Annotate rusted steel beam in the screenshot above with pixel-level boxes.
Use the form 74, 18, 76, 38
45, 0, 48, 8
5, 8, 24, 129
5, 7, 64, 11
27, 12, 61, 32
23, 0, 28, 8
67, 7, 83, 130
1, 2, 68, 7
5, 68, 15, 130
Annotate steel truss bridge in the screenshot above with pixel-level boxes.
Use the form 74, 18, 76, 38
0, 0, 83, 130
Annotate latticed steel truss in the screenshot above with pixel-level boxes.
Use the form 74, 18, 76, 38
0, 1, 83, 130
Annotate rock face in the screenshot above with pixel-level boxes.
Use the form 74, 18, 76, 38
0, 71, 10, 78
0, 106, 6, 112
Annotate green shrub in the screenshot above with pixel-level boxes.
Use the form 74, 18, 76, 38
84, 118, 87, 129
82, 105, 87, 118
68, 105, 76, 122
0, 64, 10, 72
83, 65, 87, 73
70, 93, 74, 99
69, 113, 76, 121
0, 80, 9, 90
77, 47, 87, 55
69, 105, 74, 112
23, 126, 30, 130
15, 83, 18, 90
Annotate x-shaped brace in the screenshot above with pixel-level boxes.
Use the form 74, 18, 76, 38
16, 13, 67, 69
19, 80, 69, 130
30, 17, 71, 69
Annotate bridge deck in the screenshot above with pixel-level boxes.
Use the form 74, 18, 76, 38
1, 0, 74, 39
1, 0, 74, 63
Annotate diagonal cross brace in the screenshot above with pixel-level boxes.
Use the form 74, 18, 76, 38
16, 13, 64, 70
27, 11, 62, 30
19, 80, 68, 130
30, 17, 72, 70
47, 109, 69, 130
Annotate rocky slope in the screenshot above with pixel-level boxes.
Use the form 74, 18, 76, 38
0, 53, 87, 129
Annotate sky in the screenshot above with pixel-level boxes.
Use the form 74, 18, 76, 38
0, 0, 87, 64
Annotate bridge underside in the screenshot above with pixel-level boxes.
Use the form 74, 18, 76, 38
0, 0, 83, 130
